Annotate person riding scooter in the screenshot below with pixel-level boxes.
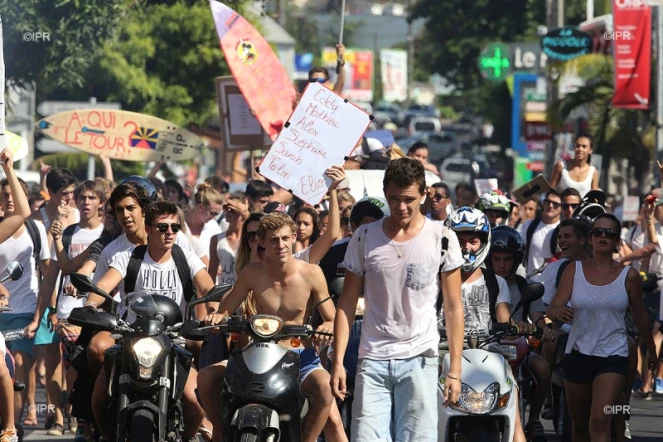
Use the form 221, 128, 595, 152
487, 225, 556, 442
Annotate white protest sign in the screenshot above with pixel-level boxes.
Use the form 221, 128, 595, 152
258, 82, 371, 205
622, 196, 640, 222
474, 178, 498, 196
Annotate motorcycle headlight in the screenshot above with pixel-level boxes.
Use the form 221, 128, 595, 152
132, 337, 162, 379
451, 382, 499, 414
250, 315, 282, 338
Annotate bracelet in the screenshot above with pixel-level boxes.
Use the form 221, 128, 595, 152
447, 374, 459, 381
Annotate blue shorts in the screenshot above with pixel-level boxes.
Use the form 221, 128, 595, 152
34, 310, 60, 346
290, 348, 323, 389
0, 313, 35, 357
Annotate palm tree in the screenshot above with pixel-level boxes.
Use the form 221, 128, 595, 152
547, 53, 654, 194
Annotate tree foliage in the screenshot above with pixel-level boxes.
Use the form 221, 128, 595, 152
1, 0, 132, 92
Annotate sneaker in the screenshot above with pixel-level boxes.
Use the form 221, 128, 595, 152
540, 403, 553, 420
525, 421, 547, 442
0, 429, 18, 442
635, 388, 653, 401
655, 378, 663, 394
625, 421, 632, 439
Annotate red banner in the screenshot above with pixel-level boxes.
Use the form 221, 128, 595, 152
611, 1, 651, 109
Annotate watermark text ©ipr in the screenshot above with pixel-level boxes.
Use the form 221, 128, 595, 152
23, 32, 50, 42
604, 405, 630, 415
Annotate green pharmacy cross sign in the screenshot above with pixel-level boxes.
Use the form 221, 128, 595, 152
478, 43, 510, 81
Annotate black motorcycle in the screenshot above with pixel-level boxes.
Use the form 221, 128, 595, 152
181, 291, 333, 442
68, 273, 230, 442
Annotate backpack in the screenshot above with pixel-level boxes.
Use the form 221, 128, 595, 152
124, 245, 194, 302
360, 138, 390, 170
525, 218, 558, 260
55, 224, 78, 303
482, 269, 529, 324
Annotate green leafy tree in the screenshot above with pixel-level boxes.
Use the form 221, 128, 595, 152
1, 0, 132, 92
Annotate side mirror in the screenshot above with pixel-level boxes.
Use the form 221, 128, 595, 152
180, 321, 208, 341
510, 282, 545, 321
329, 278, 345, 298
0, 261, 23, 284
70, 273, 112, 301
185, 284, 233, 320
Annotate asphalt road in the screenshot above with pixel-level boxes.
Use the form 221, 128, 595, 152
22, 386, 663, 441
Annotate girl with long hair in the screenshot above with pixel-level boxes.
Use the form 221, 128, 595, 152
293, 207, 322, 252
550, 133, 599, 196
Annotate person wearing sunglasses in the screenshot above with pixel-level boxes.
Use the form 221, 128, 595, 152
87, 201, 215, 442
308, 44, 345, 93
549, 133, 599, 196
546, 213, 657, 442
522, 189, 562, 276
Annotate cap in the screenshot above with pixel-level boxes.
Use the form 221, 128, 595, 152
264, 202, 287, 214
350, 196, 390, 225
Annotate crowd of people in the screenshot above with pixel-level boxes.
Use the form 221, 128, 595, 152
0, 128, 656, 442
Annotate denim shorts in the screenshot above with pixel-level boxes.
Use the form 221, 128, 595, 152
351, 355, 438, 442
290, 348, 323, 389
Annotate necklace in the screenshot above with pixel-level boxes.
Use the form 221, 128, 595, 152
391, 240, 405, 258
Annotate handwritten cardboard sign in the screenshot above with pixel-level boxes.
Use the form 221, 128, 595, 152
474, 178, 498, 197
257, 82, 371, 205
511, 174, 552, 205
622, 196, 640, 222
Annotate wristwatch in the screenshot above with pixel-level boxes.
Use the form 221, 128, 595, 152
47, 306, 56, 315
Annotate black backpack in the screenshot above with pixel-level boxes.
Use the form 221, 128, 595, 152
124, 245, 194, 302
483, 269, 529, 323
555, 260, 572, 289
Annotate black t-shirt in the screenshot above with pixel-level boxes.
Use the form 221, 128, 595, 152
87, 234, 120, 264
318, 238, 350, 294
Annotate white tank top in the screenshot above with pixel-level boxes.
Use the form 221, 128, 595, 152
39, 206, 80, 230
565, 261, 630, 357
558, 162, 595, 197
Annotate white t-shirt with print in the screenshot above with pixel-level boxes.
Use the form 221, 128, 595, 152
439, 273, 510, 331
215, 232, 238, 285
0, 223, 50, 314
109, 247, 206, 319
522, 219, 560, 273
51, 224, 104, 319
94, 232, 193, 287
342, 217, 464, 360
508, 280, 545, 324
625, 225, 645, 271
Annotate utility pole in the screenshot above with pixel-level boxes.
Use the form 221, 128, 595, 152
277, 0, 286, 27
87, 97, 96, 180
656, 6, 663, 167
587, 0, 594, 21
545, 0, 564, 179
406, 1, 414, 105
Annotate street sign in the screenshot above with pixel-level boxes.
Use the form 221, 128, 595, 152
525, 122, 553, 141
37, 101, 120, 117
478, 43, 510, 81
541, 27, 593, 61
36, 138, 77, 154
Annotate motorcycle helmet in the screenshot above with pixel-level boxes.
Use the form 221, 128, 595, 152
573, 190, 606, 221
477, 190, 512, 227
446, 207, 491, 272
120, 176, 159, 202
487, 225, 525, 276
151, 296, 183, 327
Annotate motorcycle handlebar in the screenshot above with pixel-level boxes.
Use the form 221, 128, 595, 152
180, 320, 328, 341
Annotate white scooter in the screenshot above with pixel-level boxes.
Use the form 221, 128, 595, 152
438, 283, 544, 442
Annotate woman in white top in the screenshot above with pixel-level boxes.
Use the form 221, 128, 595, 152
550, 133, 599, 197
547, 214, 656, 442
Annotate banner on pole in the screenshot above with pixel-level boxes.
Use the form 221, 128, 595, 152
611, 1, 651, 109
380, 49, 407, 102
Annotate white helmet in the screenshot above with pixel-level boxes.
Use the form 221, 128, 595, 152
446, 207, 492, 272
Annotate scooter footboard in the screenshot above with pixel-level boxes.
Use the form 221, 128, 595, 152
231, 404, 281, 440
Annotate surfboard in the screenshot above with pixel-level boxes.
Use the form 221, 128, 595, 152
210, 1, 296, 141
35, 109, 204, 162
6, 131, 28, 161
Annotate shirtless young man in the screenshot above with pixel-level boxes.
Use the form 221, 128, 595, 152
198, 212, 336, 442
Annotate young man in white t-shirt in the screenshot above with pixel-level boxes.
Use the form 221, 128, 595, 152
31, 180, 106, 435
521, 190, 561, 275
331, 158, 465, 442
87, 201, 215, 442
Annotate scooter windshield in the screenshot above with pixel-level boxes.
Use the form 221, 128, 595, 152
124, 292, 160, 320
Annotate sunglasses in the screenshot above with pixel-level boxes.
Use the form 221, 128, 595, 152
246, 231, 258, 242
341, 216, 350, 225
309, 78, 326, 83
561, 203, 579, 210
433, 194, 448, 201
543, 199, 561, 209
591, 228, 618, 239
151, 223, 182, 233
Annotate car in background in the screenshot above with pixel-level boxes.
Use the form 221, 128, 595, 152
402, 104, 440, 128
398, 131, 459, 164
408, 117, 441, 135
373, 103, 404, 126
439, 156, 482, 193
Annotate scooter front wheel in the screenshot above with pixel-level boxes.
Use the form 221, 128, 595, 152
239, 429, 258, 442
129, 410, 155, 442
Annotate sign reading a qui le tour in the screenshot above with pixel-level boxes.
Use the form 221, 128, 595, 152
258, 82, 371, 206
